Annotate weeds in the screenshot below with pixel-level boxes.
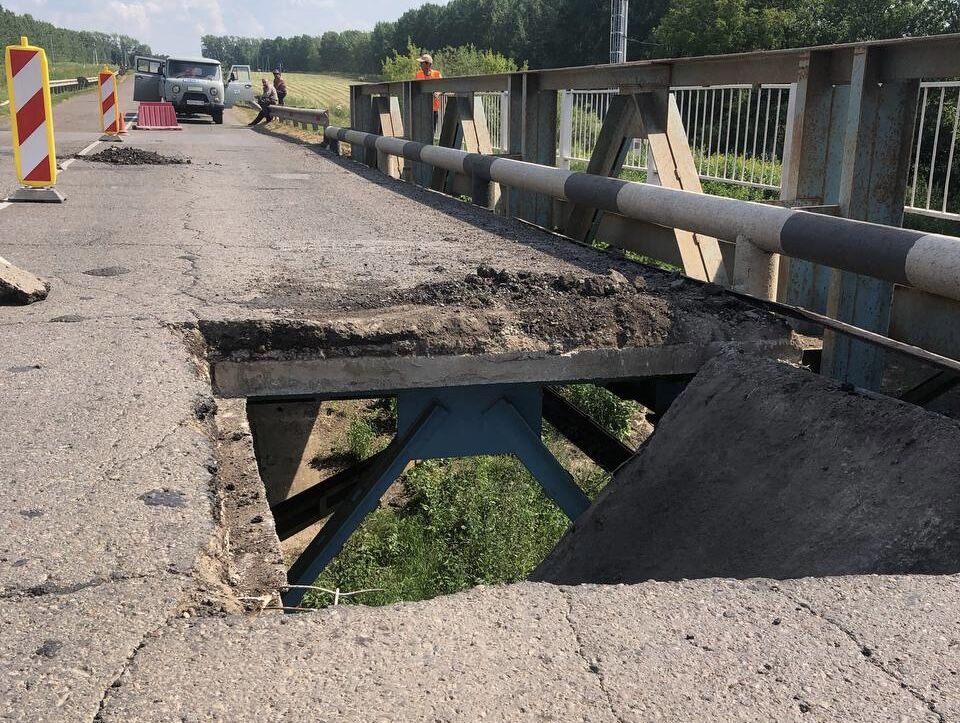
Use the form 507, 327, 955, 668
561, 384, 635, 442
305, 452, 608, 608
346, 417, 376, 461
301, 385, 638, 609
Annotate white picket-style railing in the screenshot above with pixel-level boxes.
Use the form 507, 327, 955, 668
428, 80, 958, 221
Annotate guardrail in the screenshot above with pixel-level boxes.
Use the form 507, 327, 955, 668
341, 35, 960, 390
438, 81, 958, 218
268, 104, 329, 130
1, 75, 96, 108
48, 76, 97, 95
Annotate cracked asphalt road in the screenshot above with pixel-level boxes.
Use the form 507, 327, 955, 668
0, 82, 958, 722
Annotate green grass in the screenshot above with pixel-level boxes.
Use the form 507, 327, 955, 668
302, 385, 633, 609
306, 454, 609, 608
274, 71, 356, 126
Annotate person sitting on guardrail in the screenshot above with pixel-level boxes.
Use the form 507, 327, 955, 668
273, 69, 287, 106
248, 78, 279, 126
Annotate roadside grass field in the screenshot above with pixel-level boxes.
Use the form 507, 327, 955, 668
274, 71, 356, 125
1, 62, 109, 114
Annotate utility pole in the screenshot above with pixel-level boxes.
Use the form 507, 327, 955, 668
609, 0, 628, 64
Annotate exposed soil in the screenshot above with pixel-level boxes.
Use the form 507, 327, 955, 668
534, 349, 960, 585
202, 266, 789, 362
83, 146, 191, 165
206, 397, 287, 611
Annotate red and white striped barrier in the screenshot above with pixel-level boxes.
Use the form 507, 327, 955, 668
98, 65, 124, 139
4, 36, 58, 195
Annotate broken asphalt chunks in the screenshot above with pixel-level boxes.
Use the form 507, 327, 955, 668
0, 256, 49, 305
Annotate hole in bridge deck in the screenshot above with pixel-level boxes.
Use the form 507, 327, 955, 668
191, 264, 800, 608
245, 382, 658, 609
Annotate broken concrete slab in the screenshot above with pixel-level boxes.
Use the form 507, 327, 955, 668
533, 349, 960, 585
199, 270, 800, 398
779, 575, 960, 721
211, 398, 287, 599
566, 579, 940, 721
0, 576, 186, 722
0, 256, 49, 305
95, 579, 954, 722
98, 584, 614, 722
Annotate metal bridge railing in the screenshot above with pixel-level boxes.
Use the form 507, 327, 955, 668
908, 81, 960, 221
436, 92, 509, 153
430, 82, 959, 220
268, 104, 329, 130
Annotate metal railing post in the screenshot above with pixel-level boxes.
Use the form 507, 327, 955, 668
559, 89, 574, 170
499, 91, 510, 154
822, 46, 922, 390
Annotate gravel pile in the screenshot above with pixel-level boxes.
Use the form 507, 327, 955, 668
84, 147, 190, 165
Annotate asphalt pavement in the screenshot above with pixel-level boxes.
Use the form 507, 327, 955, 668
0, 81, 957, 722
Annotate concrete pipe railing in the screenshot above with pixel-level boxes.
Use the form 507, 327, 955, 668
325, 125, 960, 304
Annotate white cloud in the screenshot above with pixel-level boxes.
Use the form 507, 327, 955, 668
3, 0, 449, 57
106, 1, 163, 34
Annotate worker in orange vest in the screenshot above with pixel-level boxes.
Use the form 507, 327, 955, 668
415, 53, 443, 131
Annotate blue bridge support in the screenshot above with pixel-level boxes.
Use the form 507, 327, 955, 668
283, 383, 592, 608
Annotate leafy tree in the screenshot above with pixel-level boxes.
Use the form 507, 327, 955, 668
199, 0, 957, 78
381, 40, 519, 81
653, 0, 797, 56
380, 40, 422, 82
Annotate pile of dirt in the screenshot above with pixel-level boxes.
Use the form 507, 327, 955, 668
395, 265, 645, 307
390, 266, 676, 349
533, 350, 960, 584
84, 147, 191, 165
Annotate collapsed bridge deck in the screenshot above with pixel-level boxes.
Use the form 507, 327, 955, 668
1, 78, 957, 722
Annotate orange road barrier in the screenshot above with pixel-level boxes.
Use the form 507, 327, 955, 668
3, 36, 62, 202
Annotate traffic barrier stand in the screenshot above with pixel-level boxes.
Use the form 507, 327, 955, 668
135, 101, 182, 130
97, 65, 123, 142
3, 36, 63, 203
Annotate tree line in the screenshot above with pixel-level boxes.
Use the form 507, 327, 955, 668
201, 0, 958, 76
0, 5, 150, 67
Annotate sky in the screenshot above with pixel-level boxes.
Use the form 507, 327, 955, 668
4, 0, 446, 56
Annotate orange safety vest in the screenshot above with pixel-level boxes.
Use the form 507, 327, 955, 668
415, 68, 442, 111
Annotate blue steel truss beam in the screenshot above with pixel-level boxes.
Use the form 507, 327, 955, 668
283, 383, 591, 608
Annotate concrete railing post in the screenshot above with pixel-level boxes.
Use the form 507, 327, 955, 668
733, 234, 779, 300
821, 46, 921, 390
349, 85, 375, 169
472, 175, 495, 209
410, 85, 435, 187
